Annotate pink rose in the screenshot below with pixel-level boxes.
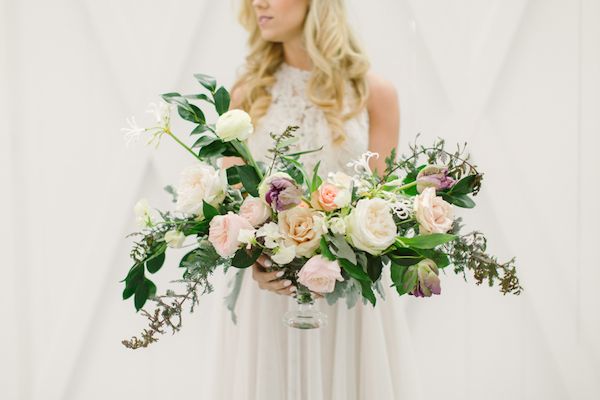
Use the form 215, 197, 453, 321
297, 255, 344, 293
413, 187, 454, 234
208, 212, 254, 258
239, 196, 271, 227
310, 183, 350, 211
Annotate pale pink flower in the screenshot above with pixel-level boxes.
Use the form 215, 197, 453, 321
208, 212, 254, 258
413, 187, 454, 234
239, 196, 271, 227
297, 255, 344, 293
310, 183, 349, 211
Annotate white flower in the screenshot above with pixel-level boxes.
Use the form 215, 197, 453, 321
346, 198, 397, 255
164, 230, 185, 248
237, 228, 256, 246
134, 198, 154, 228
346, 151, 379, 176
271, 243, 296, 265
328, 216, 347, 235
215, 109, 254, 142
175, 163, 227, 217
121, 116, 146, 147
327, 171, 353, 190
146, 101, 172, 129
256, 222, 282, 249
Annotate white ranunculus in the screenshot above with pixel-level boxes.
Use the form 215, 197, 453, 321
215, 109, 254, 142
134, 198, 153, 227
176, 162, 227, 217
345, 198, 397, 255
328, 216, 347, 235
271, 243, 296, 265
256, 222, 282, 249
164, 230, 185, 248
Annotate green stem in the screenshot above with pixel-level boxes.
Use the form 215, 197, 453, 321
393, 181, 417, 192
232, 140, 264, 180
164, 129, 202, 162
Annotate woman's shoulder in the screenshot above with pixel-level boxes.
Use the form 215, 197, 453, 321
365, 70, 398, 113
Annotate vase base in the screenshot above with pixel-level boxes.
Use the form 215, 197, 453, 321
282, 309, 328, 329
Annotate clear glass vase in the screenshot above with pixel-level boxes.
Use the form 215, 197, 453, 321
282, 284, 327, 329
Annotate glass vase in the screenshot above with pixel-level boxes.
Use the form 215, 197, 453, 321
282, 284, 327, 329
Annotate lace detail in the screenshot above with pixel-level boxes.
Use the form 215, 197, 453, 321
247, 62, 370, 176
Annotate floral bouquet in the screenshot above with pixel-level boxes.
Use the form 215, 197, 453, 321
120, 73, 522, 349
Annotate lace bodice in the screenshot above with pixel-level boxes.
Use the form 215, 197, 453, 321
246, 62, 370, 176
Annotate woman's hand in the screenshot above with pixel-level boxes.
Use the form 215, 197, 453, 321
252, 255, 297, 296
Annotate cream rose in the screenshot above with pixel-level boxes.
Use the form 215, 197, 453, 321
208, 212, 254, 258
164, 230, 185, 248
176, 162, 226, 217
413, 187, 454, 234
345, 198, 397, 255
271, 243, 296, 265
278, 207, 326, 258
297, 255, 344, 293
239, 196, 271, 227
215, 109, 254, 142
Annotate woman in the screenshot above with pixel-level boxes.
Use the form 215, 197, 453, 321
214, 1, 421, 398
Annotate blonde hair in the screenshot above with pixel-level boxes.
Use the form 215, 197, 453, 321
232, 0, 370, 143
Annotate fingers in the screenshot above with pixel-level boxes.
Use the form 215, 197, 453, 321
251, 262, 285, 284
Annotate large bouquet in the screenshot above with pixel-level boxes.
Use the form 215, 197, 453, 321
121, 73, 522, 349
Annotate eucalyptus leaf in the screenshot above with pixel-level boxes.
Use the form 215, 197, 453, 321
328, 234, 357, 265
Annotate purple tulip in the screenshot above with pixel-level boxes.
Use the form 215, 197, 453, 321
264, 177, 303, 211
409, 259, 441, 298
416, 165, 456, 193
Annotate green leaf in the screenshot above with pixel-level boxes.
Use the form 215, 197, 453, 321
448, 174, 477, 195
194, 73, 217, 93
191, 124, 211, 135
202, 200, 220, 221
365, 254, 383, 282
213, 86, 230, 115
146, 251, 166, 274
328, 234, 357, 265
339, 258, 370, 282
184, 93, 214, 104
311, 161, 322, 193
440, 192, 476, 208
281, 156, 311, 188
415, 248, 451, 268
197, 140, 227, 158
234, 165, 260, 197
134, 277, 156, 311
359, 279, 377, 306
192, 133, 219, 149
226, 165, 241, 185
390, 263, 411, 296
320, 237, 335, 261
396, 233, 457, 249
161, 92, 193, 113
231, 247, 262, 269
387, 247, 424, 266
178, 104, 205, 124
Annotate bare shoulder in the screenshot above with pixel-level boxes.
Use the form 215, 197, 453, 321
366, 71, 399, 113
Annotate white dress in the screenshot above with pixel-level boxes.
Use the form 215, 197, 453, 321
212, 62, 422, 400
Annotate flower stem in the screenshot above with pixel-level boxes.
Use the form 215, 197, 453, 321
164, 129, 203, 162
232, 140, 264, 180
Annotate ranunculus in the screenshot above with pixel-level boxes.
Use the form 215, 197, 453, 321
310, 183, 350, 211
297, 255, 344, 293
413, 187, 454, 234
278, 207, 326, 258
258, 172, 303, 211
239, 195, 271, 227
408, 258, 441, 297
328, 216, 347, 235
416, 165, 456, 193
271, 243, 296, 265
345, 198, 397, 255
176, 162, 226, 217
215, 109, 254, 142
164, 230, 185, 248
208, 212, 254, 258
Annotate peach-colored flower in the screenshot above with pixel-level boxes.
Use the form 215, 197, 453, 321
278, 207, 326, 258
208, 212, 254, 258
297, 255, 344, 293
413, 187, 454, 234
310, 183, 351, 211
239, 196, 270, 227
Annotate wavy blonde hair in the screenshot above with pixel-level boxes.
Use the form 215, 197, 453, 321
232, 0, 370, 143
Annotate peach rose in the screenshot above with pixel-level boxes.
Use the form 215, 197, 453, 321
310, 183, 350, 211
297, 255, 344, 293
208, 212, 254, 258
413, 187, 454, 234
239, 196, 271, 227
278, 207, 326, 258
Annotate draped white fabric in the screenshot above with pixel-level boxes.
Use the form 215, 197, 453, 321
1, 0, 599, 399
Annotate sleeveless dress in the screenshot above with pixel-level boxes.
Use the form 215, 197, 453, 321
212, 62, 422, 400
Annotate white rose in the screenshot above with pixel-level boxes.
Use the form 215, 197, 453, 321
328, 216, 347, 235
327, 171, 353, 190
164, 230, 185, 248
215, 109, 254, 142
271, 243, 296, 265
413, 187, 454, 234
346, 198, 397, 255
256, 222, 282, 249
176, 162, 227, 217
134, 198, 153, 228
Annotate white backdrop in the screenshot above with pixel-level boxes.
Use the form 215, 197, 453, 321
1, 0, 599, 399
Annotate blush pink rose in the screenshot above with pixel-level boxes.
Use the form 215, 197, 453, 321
413, 187, 454, 234
239, 196, 271, 227
208, 212, 254, 258
297, 255, 344, 293
310, 183, 350, 211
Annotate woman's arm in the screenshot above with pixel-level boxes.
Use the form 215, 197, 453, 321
365, 72, 400, 174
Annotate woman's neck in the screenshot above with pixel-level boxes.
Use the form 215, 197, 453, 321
282, 36, 312, 71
